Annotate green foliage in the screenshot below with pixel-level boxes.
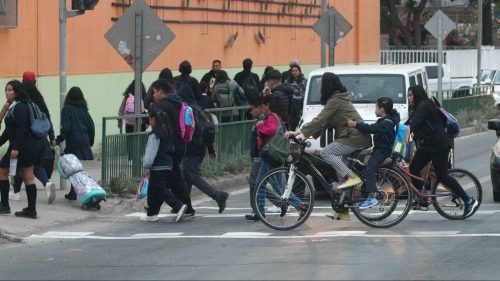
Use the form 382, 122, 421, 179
456, 96, 500, 131
104, 173, 138, 197
201, 155, 251, 178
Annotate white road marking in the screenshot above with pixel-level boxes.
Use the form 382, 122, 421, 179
29, 231, 500, 240
131, 233, 183, 237
44, 231, 94, 236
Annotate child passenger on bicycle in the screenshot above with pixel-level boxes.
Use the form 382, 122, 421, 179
347, 97, 400, 209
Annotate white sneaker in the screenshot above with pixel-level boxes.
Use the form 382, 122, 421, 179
45, 182, 56, 204
140, 215, 159, 222
9, 192, 20, 201
266, 205, 281, 213
176, 204, 188, 223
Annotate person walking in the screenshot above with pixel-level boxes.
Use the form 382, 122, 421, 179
0, 80, 44, 218
151, 79, 196, 217
212, 70, 244, 122
141, 106, 188, 222
406, 85, 478, 218
179, 84, 229, 213
53, 87, 95, 201
10, 79, 56, 204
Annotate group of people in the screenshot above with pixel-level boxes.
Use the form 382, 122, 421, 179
0, 71, 95, 219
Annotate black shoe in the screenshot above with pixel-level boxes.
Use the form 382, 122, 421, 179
245, 213, 259, 222
217, 192, 229, 213
15, 208, 37, 219
184, 210, 195, 220
298, 203, 309, 220
463, 197, 479, 219
0, 204, 11, 215
65, 193, 77, 201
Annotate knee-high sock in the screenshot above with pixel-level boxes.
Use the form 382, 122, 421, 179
0, 180, 9, 208
25, 184, 37, 211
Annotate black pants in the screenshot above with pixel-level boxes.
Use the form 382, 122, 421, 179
182, 155, 222, 201
170, 153, 194, 213
409, 146, 469, 201
364, 149, 389, 193
147, 170, 184, 216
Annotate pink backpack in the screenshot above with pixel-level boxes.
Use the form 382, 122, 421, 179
124, 93, 143, 126
179, 102, 195, 143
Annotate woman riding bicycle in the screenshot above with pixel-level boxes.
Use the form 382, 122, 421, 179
285, 72, 372, 217
407, 85, 478, 218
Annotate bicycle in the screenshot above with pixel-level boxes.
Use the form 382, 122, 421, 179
251, 137, 413, 230
390, 157, 482, 220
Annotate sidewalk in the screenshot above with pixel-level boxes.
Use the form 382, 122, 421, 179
0, 158, 248, 242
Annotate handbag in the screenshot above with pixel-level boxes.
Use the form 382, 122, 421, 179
259, 113, 290, 167
136, 176, 149, 200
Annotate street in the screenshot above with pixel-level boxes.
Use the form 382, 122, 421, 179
0, 131, 499, 280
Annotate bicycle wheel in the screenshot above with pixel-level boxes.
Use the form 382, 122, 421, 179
253, 167, 315, 231
351, 167, 413, 228
431, 168, 482, 220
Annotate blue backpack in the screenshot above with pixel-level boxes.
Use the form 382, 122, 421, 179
438, 107, 460, 138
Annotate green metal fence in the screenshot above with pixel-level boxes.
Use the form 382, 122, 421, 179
101, 106, 253, 185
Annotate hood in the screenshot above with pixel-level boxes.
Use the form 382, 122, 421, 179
176, 85, 198, 106
384, 110, 401, 125
332, 92, 351, 101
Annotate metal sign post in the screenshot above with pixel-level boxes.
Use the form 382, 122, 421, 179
425, 10, 456, 101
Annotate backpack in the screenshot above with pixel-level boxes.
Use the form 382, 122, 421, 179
124, 94, 135, 125
260, 113, 290, 167
216, 82, 233, 107
392, 123, 411, 160
191, 105, 217, 147
233, 87, 249, 106
438, 107, 460, 138
26, 102, 51, 138
241, 76, 260, 103
179, 102, 195, 143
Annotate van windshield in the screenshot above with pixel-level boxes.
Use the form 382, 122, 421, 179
307, 74, 406, 105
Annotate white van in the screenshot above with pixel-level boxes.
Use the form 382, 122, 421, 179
300, 64, 428, 149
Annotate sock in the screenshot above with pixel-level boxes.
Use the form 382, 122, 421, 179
0, 180, 9, 208
25, 184, 37, 212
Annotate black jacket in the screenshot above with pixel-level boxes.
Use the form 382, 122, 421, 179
201, 70, 217, 85
56, 104, 95, 160
234, 71, 262, 91
271, 84, 294, 130
157, 94, 186, 158
0, 102, 31, 151
408, 98, 452, 152
356, 111, 400, 153
174, 74, 201, 97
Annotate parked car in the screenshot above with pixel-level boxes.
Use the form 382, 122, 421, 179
477, 68, 500, 108
488, 119, 500, 202
423, 63, 474, 98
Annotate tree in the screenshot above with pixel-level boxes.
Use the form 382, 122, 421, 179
381, 0, 429, 48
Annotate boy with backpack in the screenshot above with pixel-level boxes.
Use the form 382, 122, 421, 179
234, 58, 262, 104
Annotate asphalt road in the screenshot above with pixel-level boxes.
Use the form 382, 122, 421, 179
0, 132, 499, 280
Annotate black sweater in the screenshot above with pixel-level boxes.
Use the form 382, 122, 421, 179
355, 111, 400, 153
0, 102, 31, 151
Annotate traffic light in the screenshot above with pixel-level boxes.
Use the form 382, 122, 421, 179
71, 0, 99, 11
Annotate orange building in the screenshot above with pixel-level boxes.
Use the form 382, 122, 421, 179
0, 0, 380, 144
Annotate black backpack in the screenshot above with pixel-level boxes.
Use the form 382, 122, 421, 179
191, 105, 216, 147
241, 76, 260, 103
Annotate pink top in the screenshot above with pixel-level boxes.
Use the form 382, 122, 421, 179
257, 113, 283, 150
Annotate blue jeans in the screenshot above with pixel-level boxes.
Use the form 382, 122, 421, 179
13, 165, 49, 193
256, 160, 302, 214
364, 149, 390, 193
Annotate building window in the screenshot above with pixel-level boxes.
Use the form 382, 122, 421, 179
0, 0, 17, 28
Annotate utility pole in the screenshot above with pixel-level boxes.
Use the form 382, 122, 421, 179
477, 0, 483, 94
321, 0, 327, 67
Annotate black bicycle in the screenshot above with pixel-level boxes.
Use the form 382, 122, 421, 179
251, 137, 413, 230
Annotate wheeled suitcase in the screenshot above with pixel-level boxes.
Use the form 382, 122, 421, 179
58, 154, 106, 210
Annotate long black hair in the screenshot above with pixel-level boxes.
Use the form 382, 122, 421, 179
65, 87, 88, 110
22, 80, 50, 118
408, 85, 429, 110
376, 97, 397, 115
6, 80, 29, 102
123, 80, 147, 97
148, 104, 173, 140
320, 72, 347, 105
215, 70, 229, 84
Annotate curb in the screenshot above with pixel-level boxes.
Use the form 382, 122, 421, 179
457, 127, 477, 138
0, 229, 24, 243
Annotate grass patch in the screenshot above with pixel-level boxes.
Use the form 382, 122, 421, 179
201, 155, 251, 178
456, 96, 500, 132
104, 173, 138, 197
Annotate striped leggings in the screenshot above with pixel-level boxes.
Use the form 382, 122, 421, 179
320, 141, 359, 181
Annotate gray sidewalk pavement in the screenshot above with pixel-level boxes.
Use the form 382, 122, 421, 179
0, 158, 248, 242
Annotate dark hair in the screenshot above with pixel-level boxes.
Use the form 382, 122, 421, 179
22, 80, 50, 118
148, 104, 173, 140
151, 79, 172, 96
6, 80, 29, 102
320, 72, 347, 105
65, 87, 88, 110
215, 70, 229, 84
250, 95, 264, 107
243, 58, 253, 71
261, 66, 275, 84
287, 65, 303, 83
159, 68, 174, 81
212, 59, 221, 65
408, 85, 429, 109
200, 81, 209, 93
376, 97, 396, 115
265, 69, 281, 82
262, 94, 286, 121
123, 80, 147, 97
179, 60, 192, 75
